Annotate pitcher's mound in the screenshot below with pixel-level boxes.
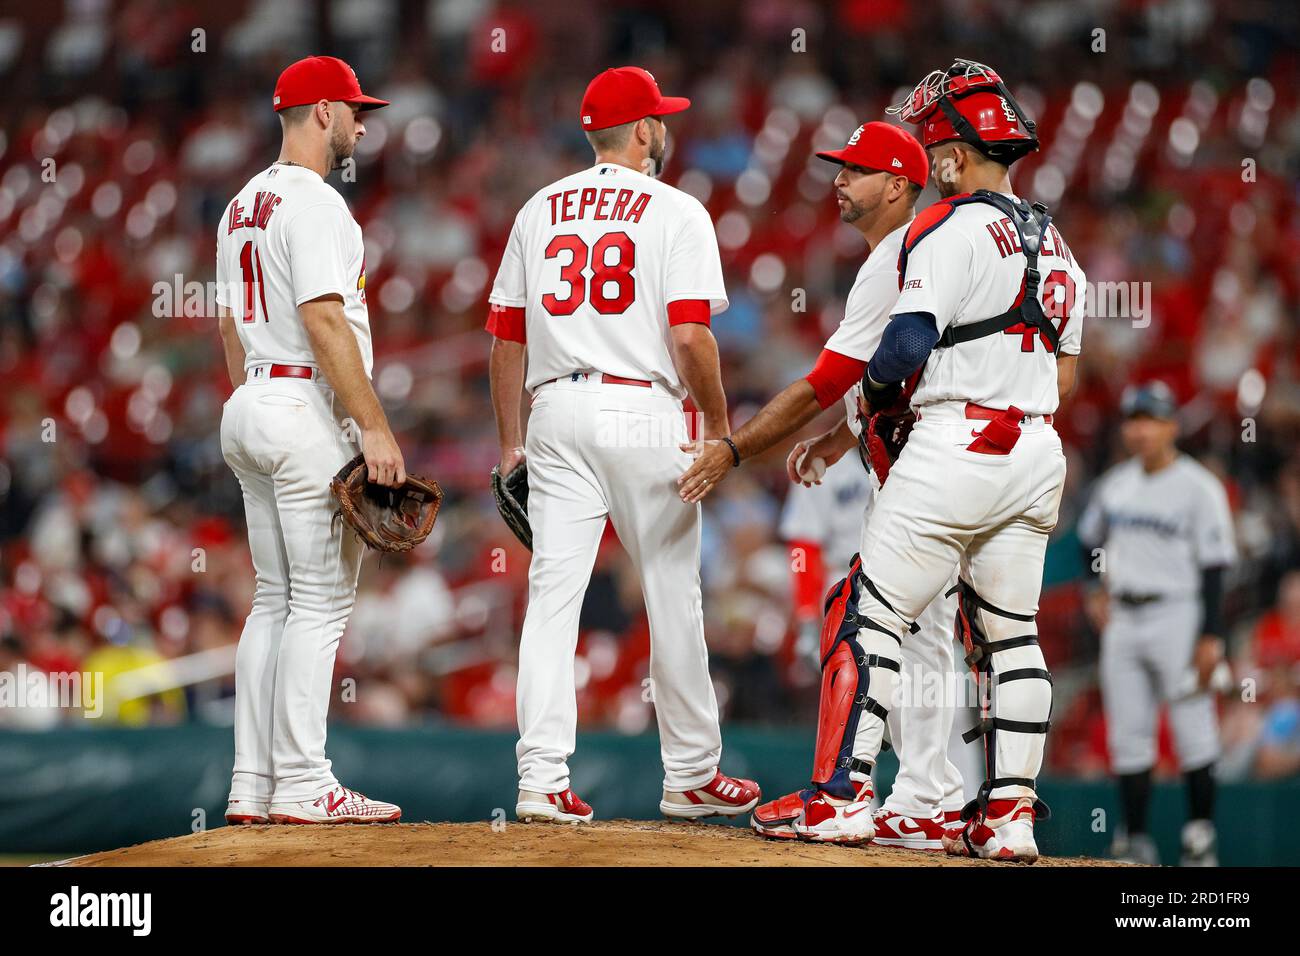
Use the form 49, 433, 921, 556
52, 820, 1118, 867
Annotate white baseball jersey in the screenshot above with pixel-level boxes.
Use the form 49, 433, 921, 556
821, 222, 908, 480
488, 163, 726, 398
1078, 455, 1236, 598
779, 453, 873, 570
891, 193, 1086, 416
781, 222, 906, 562
825, 222, 907, 365
215, 164, 372, 377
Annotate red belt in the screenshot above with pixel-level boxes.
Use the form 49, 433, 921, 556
965, 402, 1052, 424
269, 364, 316, 380
545, 372, 652, 388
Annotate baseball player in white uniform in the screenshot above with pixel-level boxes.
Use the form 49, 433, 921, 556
779, 452, 872, 675
487, 66, 760, 824
688, 62, 1087, 861
216, 56, 404, 825
776, 408, 969, 849
1078, 381, 1236, 866
780, 455, 870, 618
682, 122, 965, 849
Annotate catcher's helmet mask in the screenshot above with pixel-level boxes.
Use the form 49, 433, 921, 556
888, 58, 1039, 165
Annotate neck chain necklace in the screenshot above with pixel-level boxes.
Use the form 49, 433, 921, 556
277, 160, 308, 170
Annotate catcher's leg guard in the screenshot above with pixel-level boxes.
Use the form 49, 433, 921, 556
947, 578, 1052, 859
811, 558, 903, 798
752, 558, 903, 842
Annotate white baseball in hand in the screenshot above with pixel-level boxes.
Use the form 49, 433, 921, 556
799, 454, 827, 483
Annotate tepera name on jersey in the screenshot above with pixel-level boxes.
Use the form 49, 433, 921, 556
546, 183, 651, 225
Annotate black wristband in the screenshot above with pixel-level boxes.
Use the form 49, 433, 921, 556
722, 436, 741, 467
1200, 565, 1226, 642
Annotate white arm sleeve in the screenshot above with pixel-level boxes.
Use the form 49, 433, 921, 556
488, 209, 528, 308
825, 266, 899, 362
1055, 261, 1086, 357
1194, 474, 1237, 568
891, 224, 973, 332
287, 203, 355, 305
1076, 479, 1108, 548
665, 199, 727, 313
214, 209, 233, 309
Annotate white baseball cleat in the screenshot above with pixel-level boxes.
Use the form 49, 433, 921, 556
789, 781, 876, 845
224, 798, 270, 825
269, 786, 401, 824
943, 797, 1040, 862
516, 788, 594, 824
661, 770, 761, 819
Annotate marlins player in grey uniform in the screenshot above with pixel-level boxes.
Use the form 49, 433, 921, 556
1078, 382, 1236, 865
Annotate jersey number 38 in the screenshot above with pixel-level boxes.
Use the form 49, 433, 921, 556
541, 232, 636, 316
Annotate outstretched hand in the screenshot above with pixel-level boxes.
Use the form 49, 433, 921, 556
677, 439, 734, 503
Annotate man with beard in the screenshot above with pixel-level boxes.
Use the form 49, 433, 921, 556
216, 56, 405, 824
486, 66, 759, 823
684, 61, 1088, 861
679, 122, 967, 847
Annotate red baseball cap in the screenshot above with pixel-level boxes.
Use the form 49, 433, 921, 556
273, 56, 388, 112
580, 67, 690, 131
816, 121, 928, 188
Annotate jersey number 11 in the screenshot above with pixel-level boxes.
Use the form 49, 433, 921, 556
239, 240, 269, 324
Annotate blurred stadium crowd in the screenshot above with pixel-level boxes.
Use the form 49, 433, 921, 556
0, 0, 1298, 782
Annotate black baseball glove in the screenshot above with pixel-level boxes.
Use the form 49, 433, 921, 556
491, 462, 531, 550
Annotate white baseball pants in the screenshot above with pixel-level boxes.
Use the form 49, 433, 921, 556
515, 375, 722, 794
1100, 595, 1219, 773
883, 578, 967, 818
221, 371, 363, 805
851, 401, 1067, 803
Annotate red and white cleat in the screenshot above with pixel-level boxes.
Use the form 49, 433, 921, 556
752, 780, 874, 842
751, 789, 814, 839
871, 808, 949, 851
269, 786, 401, 824
790, 780, 875, 844
943, 797, 1039, 863
662, 770, 761, 820
516, 788, 594, 824
224, 798, 269, 825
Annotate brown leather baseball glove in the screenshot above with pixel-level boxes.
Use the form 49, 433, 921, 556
329, 453, 443, 553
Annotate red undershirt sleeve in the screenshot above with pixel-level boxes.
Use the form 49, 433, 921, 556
485, 304, 526, 343
668, 299, 711, 328
804, 348, 867, 409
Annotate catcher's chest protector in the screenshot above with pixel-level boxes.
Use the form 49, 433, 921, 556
917, 190, 1060, 353
811, 556, 901, 799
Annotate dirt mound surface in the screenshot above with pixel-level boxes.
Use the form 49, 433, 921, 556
53, 820, 1121, 867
